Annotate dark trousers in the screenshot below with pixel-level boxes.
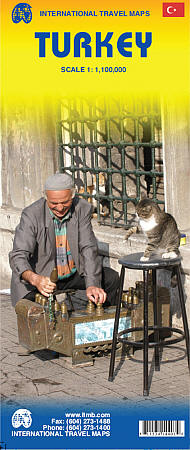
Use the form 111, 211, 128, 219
24, 267, 119, 308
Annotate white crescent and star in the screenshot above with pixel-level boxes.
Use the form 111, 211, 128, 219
167, 6, 177, 14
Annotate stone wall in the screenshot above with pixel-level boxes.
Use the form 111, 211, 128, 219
163, 98, 190, 230
1, 102, 58, 209
0, 101, 59, 288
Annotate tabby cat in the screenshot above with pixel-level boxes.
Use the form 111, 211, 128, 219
136, 198, 180, 261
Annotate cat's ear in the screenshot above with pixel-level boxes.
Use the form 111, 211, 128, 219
136, 192, 147, 204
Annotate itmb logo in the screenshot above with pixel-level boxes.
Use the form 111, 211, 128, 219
163, 3, 185, 16
12, 409, 32, 428
12, 3, 32, 23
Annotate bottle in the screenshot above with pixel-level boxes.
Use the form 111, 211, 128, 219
96, 301, 104, 316
86, 299, 95, 314
41, 296, 47, 308
127, 287, 133, 305
35, 293, 41, 304
38, 295, 43, 305
61, 302, 69, 321
122, 292, 128, 306
133, 289, 139, 306
50, 268, 58, 283
54, 300, 61, 316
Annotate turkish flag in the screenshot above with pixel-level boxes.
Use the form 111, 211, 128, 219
163, 3, 185, 16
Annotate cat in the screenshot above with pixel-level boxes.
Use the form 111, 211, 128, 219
135, 198, 180, 261
78, 173, 109, 217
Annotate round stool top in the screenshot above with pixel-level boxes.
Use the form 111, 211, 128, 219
118, 252, 182, 270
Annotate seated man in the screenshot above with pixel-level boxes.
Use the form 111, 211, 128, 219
9, 173, 119, 311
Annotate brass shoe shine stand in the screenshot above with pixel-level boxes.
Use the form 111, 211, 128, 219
15, 269, 130, 366
15, 269, 170, 367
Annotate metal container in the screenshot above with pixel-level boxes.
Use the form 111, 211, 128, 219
15, 298, 131, 366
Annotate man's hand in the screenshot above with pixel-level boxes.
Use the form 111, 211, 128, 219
34, 275, 56, 297
86, 286, 107, 304
22, 270, 56, 297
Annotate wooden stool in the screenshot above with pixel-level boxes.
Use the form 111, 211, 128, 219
108, 252, 190, 396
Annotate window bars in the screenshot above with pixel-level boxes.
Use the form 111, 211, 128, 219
57, 97, 163, 228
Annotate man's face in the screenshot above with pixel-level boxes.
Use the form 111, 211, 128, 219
46, 189, 73, 218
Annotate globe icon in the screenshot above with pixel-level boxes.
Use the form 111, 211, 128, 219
12, 3, 32, 24
12, 409, 32, 428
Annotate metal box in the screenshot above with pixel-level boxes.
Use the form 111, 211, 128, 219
15, 299, 131, 366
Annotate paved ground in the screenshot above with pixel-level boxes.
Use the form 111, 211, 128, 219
0, 294, 189, 409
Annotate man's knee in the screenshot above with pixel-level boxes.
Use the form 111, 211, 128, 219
102, 267, 120, 291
